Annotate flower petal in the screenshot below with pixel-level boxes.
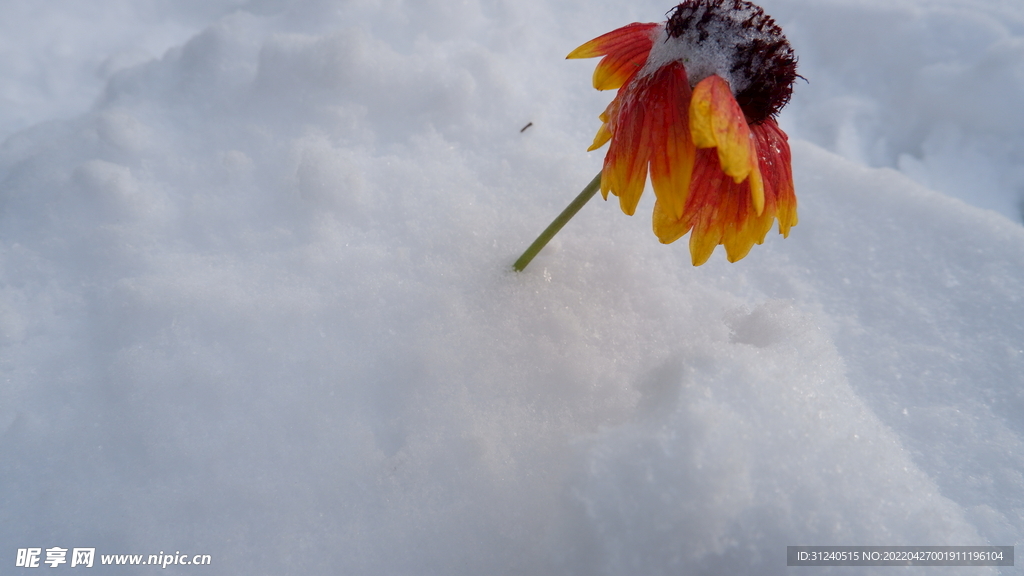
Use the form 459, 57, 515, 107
588, 121, 613, 152
754, 118, 798, 235
600, 62, 696, 217
748, 163, 765, 217
566, 22, 659, 59
646, 62, 695, 222
653, 117, 797, 265
652, 197, 689, 245
567, 23, 659, 91
588, 106, 614, 152
601, 89, 651, 215
690, 74, 765, 215
683, 149, 729, 265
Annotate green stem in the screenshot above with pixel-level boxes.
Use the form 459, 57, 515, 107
513, 171, 602, 272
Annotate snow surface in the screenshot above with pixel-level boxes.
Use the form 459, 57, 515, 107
1, 0, 1022, 574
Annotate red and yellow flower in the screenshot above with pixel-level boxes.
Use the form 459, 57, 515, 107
569, 0, 799, 265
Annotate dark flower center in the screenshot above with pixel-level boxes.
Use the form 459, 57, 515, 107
665, 0, 797, 124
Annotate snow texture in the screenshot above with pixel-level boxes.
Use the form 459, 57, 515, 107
1, 0, 1022, 575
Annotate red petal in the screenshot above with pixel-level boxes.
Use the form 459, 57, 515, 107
646, 62, 695, 222
654, 118, 797, 265
602, 62, 696, 217
566, 23, 659, 59
753, 119, 798, 235
601, 88, 651, 215
567, 23, 659, 91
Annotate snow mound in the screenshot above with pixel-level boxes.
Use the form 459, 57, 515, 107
1, 1, 1021, 574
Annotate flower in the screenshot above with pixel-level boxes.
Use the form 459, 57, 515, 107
568, 0, 799, 265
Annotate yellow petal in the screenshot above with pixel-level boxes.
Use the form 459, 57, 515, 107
652, 198, 689, 244
689, 218, 721, 266
748, 162, 765, 216
689, 75, 754, 184
588, 121, 612, 151
690, 74, 766, 216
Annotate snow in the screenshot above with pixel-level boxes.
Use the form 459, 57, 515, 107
1, 0, 1022, 574
641, 2, 781, 93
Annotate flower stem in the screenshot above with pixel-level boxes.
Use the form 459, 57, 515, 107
513, 171, 602, 272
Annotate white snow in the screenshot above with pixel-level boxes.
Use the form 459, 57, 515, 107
640, 2, 774, 93
1, 1, 1021, 574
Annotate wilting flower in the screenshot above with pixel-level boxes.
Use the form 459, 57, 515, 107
568, 0, 799, 265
